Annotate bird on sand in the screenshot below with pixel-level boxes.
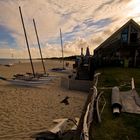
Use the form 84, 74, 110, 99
60, 96, 70, 105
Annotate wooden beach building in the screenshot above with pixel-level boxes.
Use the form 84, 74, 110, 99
94, 19, 140, 68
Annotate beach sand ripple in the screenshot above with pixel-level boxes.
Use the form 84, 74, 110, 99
0, 60, 88, 140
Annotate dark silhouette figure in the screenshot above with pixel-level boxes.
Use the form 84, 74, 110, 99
60, 96, 70, 105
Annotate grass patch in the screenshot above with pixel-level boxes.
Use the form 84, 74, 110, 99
91, 67, 140, 140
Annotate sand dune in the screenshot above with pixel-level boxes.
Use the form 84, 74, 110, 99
0, 60, 87, 140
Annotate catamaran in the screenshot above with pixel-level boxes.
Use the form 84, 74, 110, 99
51, 28, 71, 73
0, 6, 53, 86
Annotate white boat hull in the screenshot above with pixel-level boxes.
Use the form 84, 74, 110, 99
7, 77, 52, 86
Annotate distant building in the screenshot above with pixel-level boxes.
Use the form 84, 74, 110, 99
94, 19, 140, 67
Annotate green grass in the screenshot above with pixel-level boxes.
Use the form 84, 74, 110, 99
91, 67, 140, 140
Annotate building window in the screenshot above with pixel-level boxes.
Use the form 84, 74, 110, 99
122, 34, 128, 42
130, 26, 138, 42
121, 28, 128, 43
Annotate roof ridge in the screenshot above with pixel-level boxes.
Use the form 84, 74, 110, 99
94, 19, 140, 52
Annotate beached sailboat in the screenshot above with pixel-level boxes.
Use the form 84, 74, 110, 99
25, 18, 57, 79
0, 75, 51, 86
4, 49, 14, 67
51, 28, 71, 73
2, 6, 53, 86
4, 63, 14, 67
9, 79, 50, 86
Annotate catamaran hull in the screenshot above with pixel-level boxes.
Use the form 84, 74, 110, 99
7, 78, 51, 86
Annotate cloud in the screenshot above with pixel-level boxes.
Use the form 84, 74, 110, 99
117, 0, 133, 3
94, 0, 116, 12
0, 0, 140, 58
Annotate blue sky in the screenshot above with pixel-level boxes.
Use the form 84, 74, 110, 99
0, 0, 140, 58
0, 25, 17, 49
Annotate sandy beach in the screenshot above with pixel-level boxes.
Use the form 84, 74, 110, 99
0, 60, 88, 140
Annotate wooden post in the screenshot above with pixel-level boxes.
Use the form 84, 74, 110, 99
60, 28, 64, 69
134, 49, 138, 67
131, 77, 135, 90
128, 24, 131, 44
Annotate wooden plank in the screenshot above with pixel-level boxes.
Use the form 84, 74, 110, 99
131, 77, 135, 90
71, 118, 79, 130
50, 118, 68, 133
83, 103, 90, 140
51, 117, 80, 133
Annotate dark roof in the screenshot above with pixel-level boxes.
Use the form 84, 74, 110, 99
94, 19, 140, 52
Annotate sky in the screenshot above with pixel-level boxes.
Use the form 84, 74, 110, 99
0, 0, 140, 58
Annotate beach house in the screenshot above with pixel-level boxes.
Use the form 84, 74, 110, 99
94, 19, 140, 68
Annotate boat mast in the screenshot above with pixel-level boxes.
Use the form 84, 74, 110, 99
60, 28, 64, 69
33, 19, 46, 74
19, 6, 35, 77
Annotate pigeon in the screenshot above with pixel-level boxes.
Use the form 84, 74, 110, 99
60, 96, 70, 105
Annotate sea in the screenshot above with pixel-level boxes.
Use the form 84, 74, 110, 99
0, 58, 40, 65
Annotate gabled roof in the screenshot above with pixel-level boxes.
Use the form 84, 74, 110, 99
94, 19, 140, 52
